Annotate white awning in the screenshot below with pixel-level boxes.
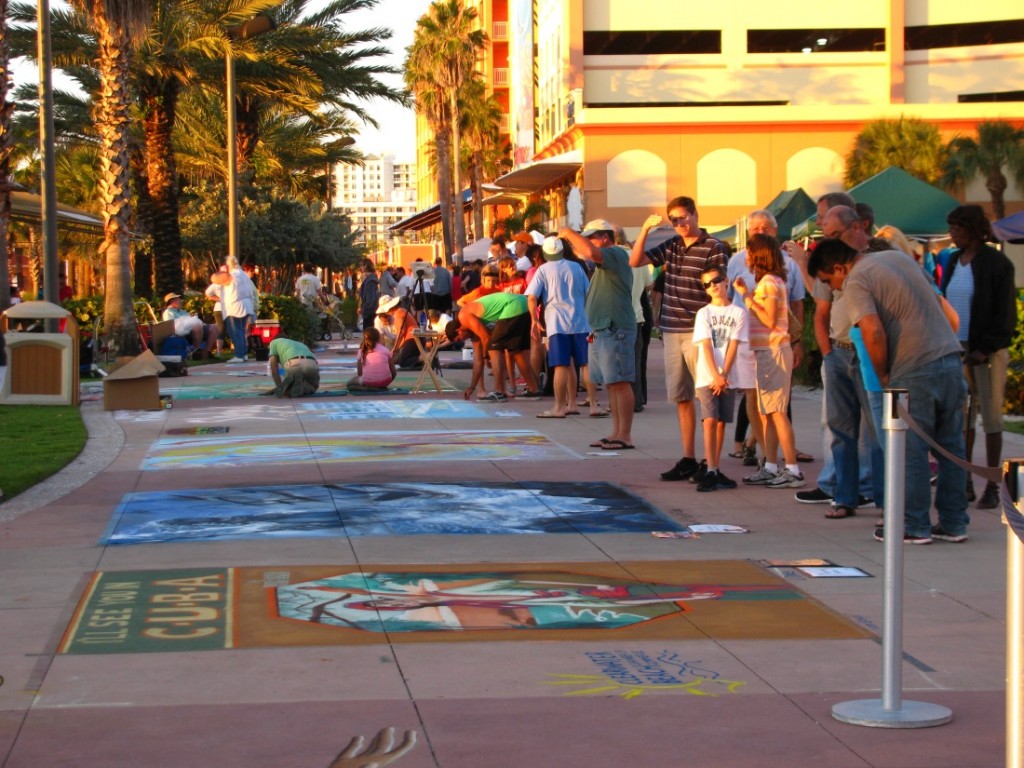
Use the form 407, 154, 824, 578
492, 150, 582, 193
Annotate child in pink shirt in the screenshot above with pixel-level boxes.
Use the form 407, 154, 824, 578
348, 327, 396, 390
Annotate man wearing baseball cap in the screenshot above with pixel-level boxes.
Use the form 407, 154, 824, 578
161, 293, 220, 358
558, 220, 637, 449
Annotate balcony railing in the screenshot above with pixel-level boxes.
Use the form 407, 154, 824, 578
492, 21, 508, 41
493, 68, 509, 87
498, 113, 510, 134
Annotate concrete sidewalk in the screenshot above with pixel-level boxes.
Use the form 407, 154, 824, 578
0, 339, 1015, 767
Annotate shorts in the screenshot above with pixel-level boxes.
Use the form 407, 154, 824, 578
752, 345, 792, 415
732, 342, 756, 391
663, 331, 699, 403
488, 313, 531, 352
696, 387, 736, 422
965, 347, 1009, 433
173, 316, 203, 337
547, 332, 589, 368
590, 326, 637, 385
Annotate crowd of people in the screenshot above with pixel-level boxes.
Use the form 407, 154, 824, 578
345, 194, 1015, 547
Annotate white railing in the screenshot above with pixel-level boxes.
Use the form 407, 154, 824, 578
493, 68, 509, 87
492, 21, 508, 41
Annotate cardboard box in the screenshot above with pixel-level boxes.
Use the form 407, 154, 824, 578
103, 349, 166, 411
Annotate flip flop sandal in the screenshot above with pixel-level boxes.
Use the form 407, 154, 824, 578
825, 505, 855, 519
536, 411, 566, 419
601, 439, 635, 451
589, 438, 611, 448
797, 451, 815, 463
566, 410, 581, 416
726, 450, 745, 459
589, 409, 610, 418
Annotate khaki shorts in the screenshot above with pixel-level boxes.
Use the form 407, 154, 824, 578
663, 331, 699, 402
965, 347, 1009, 433
753, 345, 792, 415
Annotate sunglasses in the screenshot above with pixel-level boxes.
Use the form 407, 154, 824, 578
702, 275, 726, 289
669, 215, 692, 225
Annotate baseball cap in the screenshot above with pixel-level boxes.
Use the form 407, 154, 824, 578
581, 219, 615, 237
512, 231, 533, 245
541, 236, 564, 260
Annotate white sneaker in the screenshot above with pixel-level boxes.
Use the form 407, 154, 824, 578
767, 468, 807, 489
743, 463, 777, 485
226, 357, 247, 364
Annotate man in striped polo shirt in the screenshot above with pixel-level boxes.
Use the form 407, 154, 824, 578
631, 196, 730, 481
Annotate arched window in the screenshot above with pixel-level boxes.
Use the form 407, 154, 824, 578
607, 150, 667, 209
786, 148, 844, 201
697, 149, 756, 207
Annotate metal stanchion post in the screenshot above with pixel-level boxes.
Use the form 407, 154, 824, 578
833, 389, 952, 728
1007, 460, 1023, 768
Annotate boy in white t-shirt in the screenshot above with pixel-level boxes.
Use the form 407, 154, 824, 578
692, 266, 748, 492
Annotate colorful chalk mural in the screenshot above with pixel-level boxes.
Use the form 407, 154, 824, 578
101, 481, 679, 544
298, 400, 517, 420
274, 571, 799, 632
59, 562, 851, 654
141, 430, 574, 470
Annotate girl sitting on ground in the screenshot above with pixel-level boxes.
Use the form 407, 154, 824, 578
347, 327, 396, 391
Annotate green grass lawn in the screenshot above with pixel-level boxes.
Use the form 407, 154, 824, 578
0, 405, 87, 502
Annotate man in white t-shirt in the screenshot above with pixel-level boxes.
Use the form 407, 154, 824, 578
692, 266, 747, 492
295, 263, 322, 307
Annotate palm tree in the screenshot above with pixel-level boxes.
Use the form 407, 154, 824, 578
844, 116, 946, 187
941, 120, 1024, 221
68, 0, 152, 355
0, 0, 14, 310
407, 0, 486, 262
459, 75, 508, 242
404, 46, 454, 257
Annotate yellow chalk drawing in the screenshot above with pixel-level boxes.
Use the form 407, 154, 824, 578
544, 673, 746, 699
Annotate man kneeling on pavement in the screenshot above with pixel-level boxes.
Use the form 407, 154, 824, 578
268, 334, 319, 398
445, 292, 541, 403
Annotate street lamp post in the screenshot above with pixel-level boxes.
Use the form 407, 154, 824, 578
37, 0, 59, 310
225, 15, 276, 260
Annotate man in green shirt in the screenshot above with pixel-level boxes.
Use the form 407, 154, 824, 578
268, 336, 319, 397
445, 292, 541, 403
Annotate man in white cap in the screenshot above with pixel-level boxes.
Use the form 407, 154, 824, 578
559, 219, 637, 449
375, 294, 429, 369
526, 236, 591, 417
161, 293, 220, 358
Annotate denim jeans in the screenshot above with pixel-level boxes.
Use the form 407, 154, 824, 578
818, 357, 876, 500
824, 347, 884, 507
224, 315, 248, 358
890, 352, 969, 538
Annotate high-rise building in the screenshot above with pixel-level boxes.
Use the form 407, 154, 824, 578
331, 154, 418, 245
411, 0, 1024, 243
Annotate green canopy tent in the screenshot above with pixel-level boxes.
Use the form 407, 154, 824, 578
791, 167, 960, 240
710, 188, 816, 245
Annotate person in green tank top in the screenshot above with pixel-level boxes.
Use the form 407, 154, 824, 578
268, 335, 320, 397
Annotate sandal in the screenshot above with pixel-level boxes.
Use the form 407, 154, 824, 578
796, 451, 815, 463
589, 438, 611, 448
727, 450, 745, 459
589, 409, 610, 418
825, 505, 855, 519
601, 439, 635, 451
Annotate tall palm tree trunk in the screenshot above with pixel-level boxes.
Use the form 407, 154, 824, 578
0, 0, 13, 312
448, 91, 465, 260
143, 82, 183, 295
435, 128, 454, 260
95, 15, 141, 356
470, 151, 484, 242
986, 170, 1009, 221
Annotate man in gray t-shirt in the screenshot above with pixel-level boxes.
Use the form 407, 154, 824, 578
808, 238, 968, 546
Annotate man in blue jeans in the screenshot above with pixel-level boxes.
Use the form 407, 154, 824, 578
809, 238, 968, 545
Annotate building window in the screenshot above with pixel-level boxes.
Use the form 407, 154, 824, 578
959, 90, 1024, 103
583, 30, 721, 55
747, 28, 885, 53
905, 19, 1024, 50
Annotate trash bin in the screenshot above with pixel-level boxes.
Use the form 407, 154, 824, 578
0, 300, 80, 405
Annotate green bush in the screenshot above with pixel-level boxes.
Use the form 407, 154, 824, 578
257, 294, 315, 346
1004, 292, 1024, 415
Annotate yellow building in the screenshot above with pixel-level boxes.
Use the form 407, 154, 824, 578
414, 0, 1024, 242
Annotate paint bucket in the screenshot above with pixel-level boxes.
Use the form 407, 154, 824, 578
462, 348, 473, 362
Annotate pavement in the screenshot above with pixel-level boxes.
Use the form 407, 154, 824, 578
0, 338, 1018, 768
